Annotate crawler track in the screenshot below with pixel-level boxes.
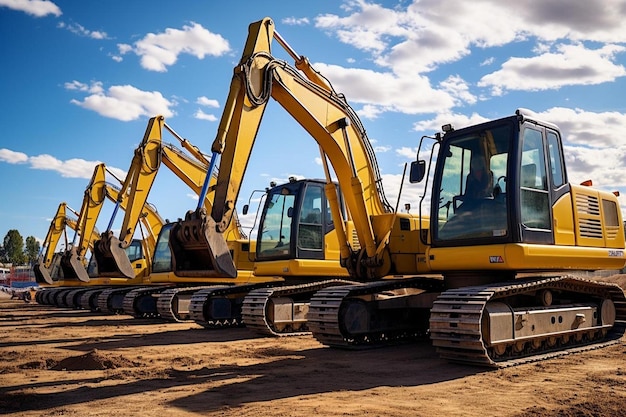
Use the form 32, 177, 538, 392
429, 276, 626, 367
156, 286, 208, 321
308, 277, 444, 347
242, 280, 356, 336
96, 286, 142, 314
188, 284, 263, 328
122, 285, 175, 318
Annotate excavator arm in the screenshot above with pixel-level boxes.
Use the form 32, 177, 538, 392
33, 203, 104, 285
103, 182, 164, 273
57, 163, 108, 282
205, 17, 393, 279
33, 202, 69, 284
93, 115, 244, 278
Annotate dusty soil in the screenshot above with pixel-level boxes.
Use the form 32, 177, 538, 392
1, 276, 626, 417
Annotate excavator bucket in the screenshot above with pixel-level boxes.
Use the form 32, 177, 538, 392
59, 247, 90, 282
93, 231, 135, 278
33, 255, 54, 285
169, 207, 237, 278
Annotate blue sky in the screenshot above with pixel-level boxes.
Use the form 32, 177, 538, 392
1, 0, 626, 249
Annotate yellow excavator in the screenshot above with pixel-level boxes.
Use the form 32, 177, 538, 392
34, 202, 78, 287
88, 115, 282, 321
34, 164, 109, 287
33, 201, 101, 303
35, 163, 165, 311
193, 17, 626, 366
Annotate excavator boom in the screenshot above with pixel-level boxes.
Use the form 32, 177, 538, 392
33, 202, 69, 284
93, 115, 244, 280
59, 163, 108, 282
198, 17, 393, 281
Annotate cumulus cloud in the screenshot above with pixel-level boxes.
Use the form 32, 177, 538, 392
117, 22, 230, 72
0, 148, 29, 163
412, 112, 491, 134
66, 81, 175, 121
532, 107, 626, 148
313, 62, 456, 114
479, 43, 626, 94
0, 0, 61, 17
196, 96, 220, 108
313, 0, 626, 101
0, 149, 126, 180
522, 108, 626, 192
194, 109, 217, 122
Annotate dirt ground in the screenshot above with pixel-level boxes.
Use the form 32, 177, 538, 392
1, 276, 625, 417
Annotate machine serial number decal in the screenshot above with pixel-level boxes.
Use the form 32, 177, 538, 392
489, 256, 504, 263
608, 250, 624, 257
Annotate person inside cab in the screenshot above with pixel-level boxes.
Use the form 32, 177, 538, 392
465, 156, 493, 200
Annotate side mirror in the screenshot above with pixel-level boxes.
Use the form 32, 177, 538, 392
409, 160, 426, 183
242, 204, 249, 215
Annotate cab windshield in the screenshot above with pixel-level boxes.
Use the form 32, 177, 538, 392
434, 124, 511, 243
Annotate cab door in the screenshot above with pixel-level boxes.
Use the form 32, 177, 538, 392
517, 123, 567, 244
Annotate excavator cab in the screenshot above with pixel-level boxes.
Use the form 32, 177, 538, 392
423, 109, 624, 272
256, 179, 340, 261
433, 120, 509, 243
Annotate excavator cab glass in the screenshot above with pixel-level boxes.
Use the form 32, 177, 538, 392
257, 186, 296, 259
431, 114, 567, 247
433, 122, 511, 244
257, 179, 336, 261
151, 223, 174, 273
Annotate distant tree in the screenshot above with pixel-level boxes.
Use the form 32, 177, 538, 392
25, 236, 40, 265
3, 229, 26, 265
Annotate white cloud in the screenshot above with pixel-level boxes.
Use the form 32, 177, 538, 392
0, 148, 29, 163
380, 173, 428, 214
196, 96, 219, 108
314, 0, 626, 91
282, 17, 310, 26
64, 80, 103, 93
29, 155, 100, 178
194, 109, 217, 122
0, 148, 129, 180
396, 146, 417, 160
479, 43, 626, 93
439, 75, 477, 106
118, 22, 230, 72
57, 21, 109, 39
531, 107, 626, 148
357, 104, 384, 120
313, 62, 456, 114
117, 43, 133, 54
67, 82, 175, 121
0, 0, 61, 17
373, 145, 391, 153
412, 112, 490, 134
